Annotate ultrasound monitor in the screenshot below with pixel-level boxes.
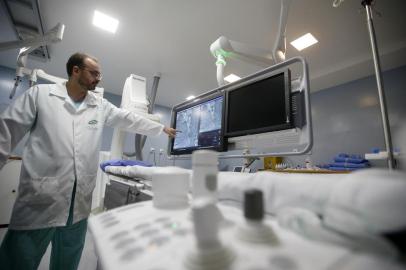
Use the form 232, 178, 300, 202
223, 57, 312, 156
225, 69, 292, 137
170, 93, 226, 155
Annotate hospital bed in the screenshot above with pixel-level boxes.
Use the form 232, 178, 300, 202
102, 173, 153, 210
90, 164, 406, 270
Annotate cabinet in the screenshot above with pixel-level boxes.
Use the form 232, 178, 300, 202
0, 159, 22, 225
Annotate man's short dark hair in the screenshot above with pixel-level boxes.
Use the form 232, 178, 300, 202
66, 52, 98, 77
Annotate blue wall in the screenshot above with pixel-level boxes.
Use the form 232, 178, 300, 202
221, 65, 406, 171
304, 65, 406, 166
1, 64, 405, 170
219, 65, 406, 171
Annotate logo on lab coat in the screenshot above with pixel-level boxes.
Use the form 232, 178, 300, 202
88, 119, 98, 129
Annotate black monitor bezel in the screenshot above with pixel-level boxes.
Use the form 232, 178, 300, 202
224, 68, 292, 138
169, 91, 227, 155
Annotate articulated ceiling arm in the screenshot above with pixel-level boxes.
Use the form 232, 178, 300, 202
273, 0, 292, 63
0, 23, 65, 99
209, 0, 291, 86
0, 23, 65, 52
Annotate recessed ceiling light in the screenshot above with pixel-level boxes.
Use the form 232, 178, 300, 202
290, 33, 318, 51
224, 74, 241, 83
92, 10, 119, 33
186, 95, 195, 100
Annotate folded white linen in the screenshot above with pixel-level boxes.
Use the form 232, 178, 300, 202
104, 168, 341, 216
104, 166, 406, 238
105, 165, 191, 181
324, 169, 406, 236
277, 207, 398, 258
217, 171, 342, 215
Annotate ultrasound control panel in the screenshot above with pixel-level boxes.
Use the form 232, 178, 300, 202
89, 200, 348, 270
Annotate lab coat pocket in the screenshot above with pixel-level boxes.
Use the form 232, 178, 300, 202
77, 175, 97, 195
19, 177, 60, 203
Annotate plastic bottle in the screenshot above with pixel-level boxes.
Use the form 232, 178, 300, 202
192, 150, 218, 201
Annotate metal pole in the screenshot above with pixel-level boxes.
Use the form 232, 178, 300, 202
148, 73, 161, 114
134, 73, 161, 160
362, 0, 395, 169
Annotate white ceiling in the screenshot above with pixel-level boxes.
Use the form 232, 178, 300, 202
1, 0, 406, 108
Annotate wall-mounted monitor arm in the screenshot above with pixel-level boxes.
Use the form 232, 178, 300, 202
209, 0, 292, 86
273, 0, 292, 63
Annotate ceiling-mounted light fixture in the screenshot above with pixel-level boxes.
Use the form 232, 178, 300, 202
290, 33, 318, 51
92, 10, 119, 33
224, 74, 241, 83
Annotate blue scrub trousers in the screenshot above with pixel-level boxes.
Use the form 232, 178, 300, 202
0, 180, 88, 270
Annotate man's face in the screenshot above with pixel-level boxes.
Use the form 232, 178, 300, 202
77, 58, 101, 91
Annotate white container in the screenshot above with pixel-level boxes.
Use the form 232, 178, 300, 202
152, 169, 189, 209
192, 150, 218, 200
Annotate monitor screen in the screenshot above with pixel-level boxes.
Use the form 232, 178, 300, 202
170, 93, 226, 155
225, 69, 292, 137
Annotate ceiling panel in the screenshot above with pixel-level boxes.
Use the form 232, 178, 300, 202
1, 0, 405, 107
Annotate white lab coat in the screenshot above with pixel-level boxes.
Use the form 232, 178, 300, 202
0, 83, 164, 230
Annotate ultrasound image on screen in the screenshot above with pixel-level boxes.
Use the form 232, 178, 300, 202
173, 96, 223, 151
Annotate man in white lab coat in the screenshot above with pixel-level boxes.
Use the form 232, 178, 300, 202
0, 52, 176, 270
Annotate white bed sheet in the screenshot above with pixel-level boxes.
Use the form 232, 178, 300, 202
102, 165, 406, 265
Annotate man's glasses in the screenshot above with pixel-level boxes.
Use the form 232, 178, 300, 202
80, 66, 102, 80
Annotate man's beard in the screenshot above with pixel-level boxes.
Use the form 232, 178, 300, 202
78, 77, 96, 91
